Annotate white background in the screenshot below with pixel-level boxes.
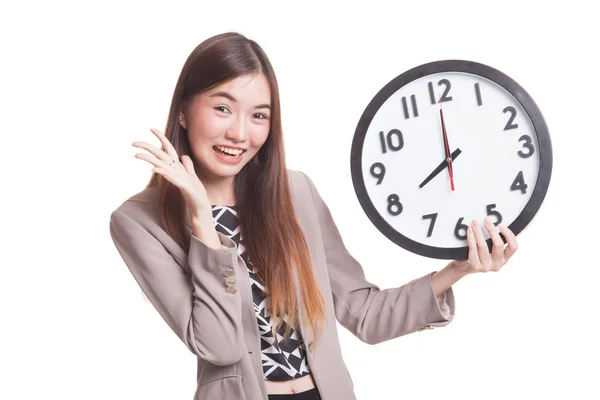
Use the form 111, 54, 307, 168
1, 1, 598, 399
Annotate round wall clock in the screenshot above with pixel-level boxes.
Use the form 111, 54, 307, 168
350, 59, 552, 259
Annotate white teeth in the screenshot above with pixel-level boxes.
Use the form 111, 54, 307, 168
214, 145, 244, 156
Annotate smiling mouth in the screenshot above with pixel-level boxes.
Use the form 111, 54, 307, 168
213, 146, 246, 157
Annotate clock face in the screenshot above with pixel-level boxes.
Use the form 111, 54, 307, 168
350, 60, 552, 259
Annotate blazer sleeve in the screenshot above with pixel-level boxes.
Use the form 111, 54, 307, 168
109, 209, 245, 366
300, 171, 456, 345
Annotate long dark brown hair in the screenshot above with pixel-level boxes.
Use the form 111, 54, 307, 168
145, 32, 325, 345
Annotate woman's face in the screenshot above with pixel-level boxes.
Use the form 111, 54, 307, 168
181, 72, 271, 182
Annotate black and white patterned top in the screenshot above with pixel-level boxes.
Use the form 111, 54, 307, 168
211, 205, 311, 381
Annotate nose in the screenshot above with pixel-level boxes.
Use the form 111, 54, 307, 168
225, 115, 248, 142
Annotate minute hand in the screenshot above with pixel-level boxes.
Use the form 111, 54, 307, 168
418, 148, 462, 189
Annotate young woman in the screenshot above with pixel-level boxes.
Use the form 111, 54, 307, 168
109, 32, 518, 400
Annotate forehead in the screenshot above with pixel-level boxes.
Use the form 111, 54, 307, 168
207, 72, 271, 103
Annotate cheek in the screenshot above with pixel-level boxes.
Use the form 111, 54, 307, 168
192, 111, 229, 140
249, 124, 270, 148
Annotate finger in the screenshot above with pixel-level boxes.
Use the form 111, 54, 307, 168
132, 141, 172, 164
151, 167, 178, 186
149, 128, 180, 161
134, 152, 175, 171
472, 220, 491, 267
181, 155, 197, 175
498, 224, 518, 261
465, 224, 480, 265
485, 218, 505, 268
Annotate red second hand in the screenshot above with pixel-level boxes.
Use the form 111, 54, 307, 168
439, 99, 455, 191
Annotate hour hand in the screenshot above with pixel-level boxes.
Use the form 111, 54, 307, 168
419, 148, 462, 189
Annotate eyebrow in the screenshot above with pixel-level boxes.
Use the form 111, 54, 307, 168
209, 91, 271, 110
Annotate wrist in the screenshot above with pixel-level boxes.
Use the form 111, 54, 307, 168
431, 261, 469, 297
190, 207, 212, 224
446, 260, 471, 278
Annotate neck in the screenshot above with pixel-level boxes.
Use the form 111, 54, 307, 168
197, 172, 237, 206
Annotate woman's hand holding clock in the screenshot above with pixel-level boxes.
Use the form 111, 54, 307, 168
431, 218, 518, 297
451, 218, 519, 275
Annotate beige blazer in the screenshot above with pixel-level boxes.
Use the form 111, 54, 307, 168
109, 169, 455, 400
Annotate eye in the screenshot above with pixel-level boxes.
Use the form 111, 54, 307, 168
253, 113, 269, 120
215, 106, 231, 114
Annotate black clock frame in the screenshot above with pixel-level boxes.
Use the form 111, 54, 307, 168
350, 59, 553, 260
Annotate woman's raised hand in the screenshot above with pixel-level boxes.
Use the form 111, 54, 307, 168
132, 128, 212, 213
